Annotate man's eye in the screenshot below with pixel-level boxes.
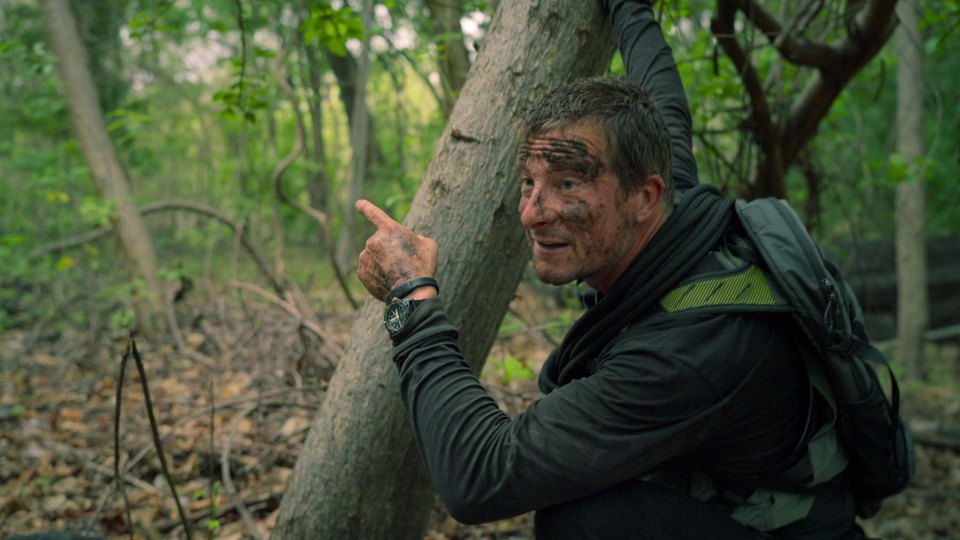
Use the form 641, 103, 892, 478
521, 177, 535, 189
560, 179, 579, 191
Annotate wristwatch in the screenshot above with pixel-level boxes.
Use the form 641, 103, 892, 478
383, 298, 426, 338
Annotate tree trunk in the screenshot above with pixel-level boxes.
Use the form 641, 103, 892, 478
426, 0, 471, 116
68, 0, 128, 115
41, 0, 167, 338
325, 49, 386, 173
334, 0, 374, 272
894, 0, 927, 381
272, 1, 615, 538
300, 38, 331, 217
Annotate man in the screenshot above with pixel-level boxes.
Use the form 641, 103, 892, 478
356, 1, 858, 537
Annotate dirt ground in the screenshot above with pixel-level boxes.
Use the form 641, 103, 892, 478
1, 293, 957, 539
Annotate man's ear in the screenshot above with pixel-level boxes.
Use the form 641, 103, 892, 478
633, 174, 665, 223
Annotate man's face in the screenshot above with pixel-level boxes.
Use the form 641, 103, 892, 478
518, 125, 649, 293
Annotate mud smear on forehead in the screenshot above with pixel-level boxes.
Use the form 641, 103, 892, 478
518, 138, 603, 181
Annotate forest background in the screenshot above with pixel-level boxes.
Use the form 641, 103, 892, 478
1, 0, 959, 538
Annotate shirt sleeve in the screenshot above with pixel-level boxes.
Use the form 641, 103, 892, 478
609, 0, 698, 191
392, 299, 722, 524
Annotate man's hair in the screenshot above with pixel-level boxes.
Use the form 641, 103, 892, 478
515, 76, 674, 205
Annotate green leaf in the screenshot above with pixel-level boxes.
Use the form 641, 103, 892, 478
499, 356, 533, 385
45, 190, 70, 203
54, 256, 75, 271
0, 405, 26, 420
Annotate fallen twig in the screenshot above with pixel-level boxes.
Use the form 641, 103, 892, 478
151, 491, 282, 534
229, 279, 343, 362
114, 339, 193, 540
222, 403, 264, 540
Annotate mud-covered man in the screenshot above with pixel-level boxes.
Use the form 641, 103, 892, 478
356, 1, 858, 537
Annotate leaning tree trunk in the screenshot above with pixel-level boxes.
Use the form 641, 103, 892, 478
894, 0, 927, 381
42, 0, 167, 338
272, 1, 615, 538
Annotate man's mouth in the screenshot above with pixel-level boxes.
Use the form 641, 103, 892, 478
532, 239, 571, 255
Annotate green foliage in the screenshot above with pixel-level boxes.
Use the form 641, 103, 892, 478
0, 0, 955, 341
109, 306, 137, 335
212, 61, 271, 122
0, 405, 26, 421
497, 356, 534, 385
79, 197, 116, 227
301, 3, 364, 57
205, 518, 222, 532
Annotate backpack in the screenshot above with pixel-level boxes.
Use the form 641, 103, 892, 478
734, 197, 916, 517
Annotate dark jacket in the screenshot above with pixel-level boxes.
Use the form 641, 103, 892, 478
392, 242, 828, 526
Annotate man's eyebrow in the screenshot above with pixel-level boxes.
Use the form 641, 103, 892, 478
517, 138, 604, 180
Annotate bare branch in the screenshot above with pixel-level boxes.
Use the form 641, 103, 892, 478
739, 0, 838, 71
270, 33, 360, 310
222, 403, 266, 540
782, 0, 898, 167
229, 279, 344, 361
29, 200, 286, 295
712, 0, 784, 196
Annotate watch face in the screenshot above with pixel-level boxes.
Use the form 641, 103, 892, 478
384, 300, 412, 334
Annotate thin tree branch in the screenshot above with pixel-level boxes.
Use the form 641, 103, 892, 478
782, 0, 899, 167
29, 223, 113, 258
695, 130, 750, 187
229, 279, 343, 362
270, 33, 360, 309
712, 0, 784, 197
222, 403, 265, 540
739, 0, 838, 70
30, 200, 286, 294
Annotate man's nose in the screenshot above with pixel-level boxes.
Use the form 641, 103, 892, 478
520, 185, 559, 228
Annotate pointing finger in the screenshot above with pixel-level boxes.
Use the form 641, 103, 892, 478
356, 199, 397, 230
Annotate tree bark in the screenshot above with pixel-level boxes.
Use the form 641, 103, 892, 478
894, 0, 927, 381
272, 1, 615, 538
41, 0, 167, 338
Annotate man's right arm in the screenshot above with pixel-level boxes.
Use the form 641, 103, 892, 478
390, 300, 720, 524
608, 0, 698, 191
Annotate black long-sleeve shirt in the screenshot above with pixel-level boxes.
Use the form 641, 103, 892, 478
610, 0, 699, 191
392, 297, 808, 524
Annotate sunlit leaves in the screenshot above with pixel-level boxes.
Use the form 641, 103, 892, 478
301, 2, 363, 57
45, 191, 71, 204
497, 356, 533, 385
54, 256, 76, 272
79, 197, 116, 227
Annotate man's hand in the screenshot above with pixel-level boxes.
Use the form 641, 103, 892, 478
356, 199, 439, 302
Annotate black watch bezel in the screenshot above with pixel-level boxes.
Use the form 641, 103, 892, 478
383, 298, 425, 337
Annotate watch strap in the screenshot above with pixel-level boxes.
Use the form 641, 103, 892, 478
387, 277, 439, 301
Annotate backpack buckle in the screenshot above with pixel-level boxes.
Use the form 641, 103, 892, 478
821, 278, 856, 355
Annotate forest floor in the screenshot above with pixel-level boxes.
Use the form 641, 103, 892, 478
1, 287, 958, 539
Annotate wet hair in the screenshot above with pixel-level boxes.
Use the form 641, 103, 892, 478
515, 76, 674, 205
